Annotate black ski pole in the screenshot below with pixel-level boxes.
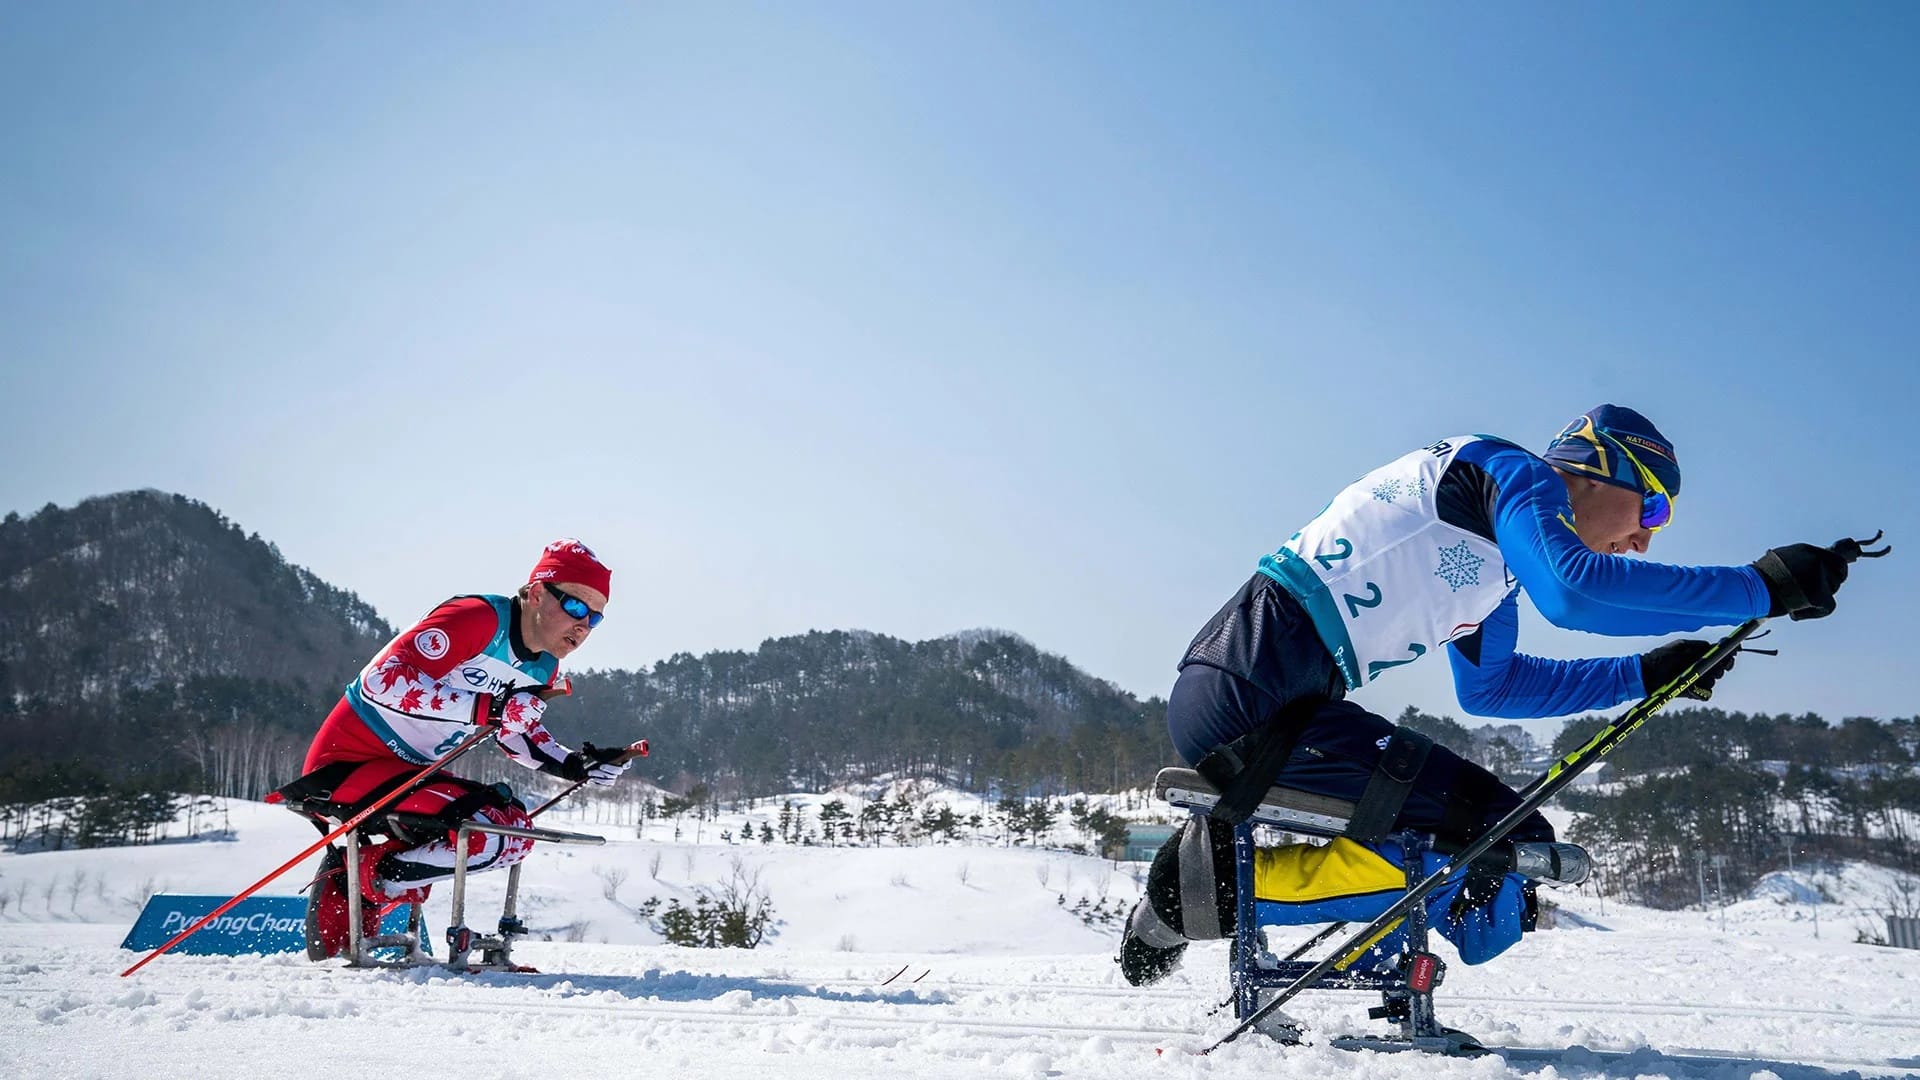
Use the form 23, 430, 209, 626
1209, 921, 1351, 1015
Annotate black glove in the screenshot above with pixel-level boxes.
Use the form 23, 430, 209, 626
560, 742, 631, 786
1446, 868, 1508, 921
1751, 542, 1851, 621
1640, 639, 1734, 701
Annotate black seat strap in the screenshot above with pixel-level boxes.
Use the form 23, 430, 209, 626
437, 781, 519, 824
372, 779, 517, 844
271, 761, 361, 809
272, 764, 507, 842
1194, 696, 1323, 827
1344, 725, 1433, 842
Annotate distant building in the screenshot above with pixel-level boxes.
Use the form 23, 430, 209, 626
1890, 916, 1920, 950
1123, 824, 1177, 862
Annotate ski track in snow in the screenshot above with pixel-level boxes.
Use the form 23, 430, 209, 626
4, 799, 1920, 1079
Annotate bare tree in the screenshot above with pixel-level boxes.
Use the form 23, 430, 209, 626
714, 856, 776, 948
594, 864, 630, 902
126, 876, 162, 911
1887, 878, 1920, 920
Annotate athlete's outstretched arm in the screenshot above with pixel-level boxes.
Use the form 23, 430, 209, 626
1447, 593, 1644, 718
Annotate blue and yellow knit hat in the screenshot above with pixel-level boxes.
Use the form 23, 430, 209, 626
1542, 404, 1681, 499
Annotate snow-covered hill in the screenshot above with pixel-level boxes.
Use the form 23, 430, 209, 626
4, 798, 1919, 1079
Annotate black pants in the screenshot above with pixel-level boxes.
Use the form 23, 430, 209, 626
1166, 662, 1553, 845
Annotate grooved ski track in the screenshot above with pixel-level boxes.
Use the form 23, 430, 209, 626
5, 802, 1919, 1079
6, 927, 1920, 1079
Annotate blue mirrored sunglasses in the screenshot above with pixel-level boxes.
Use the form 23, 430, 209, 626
542, 582, 604, 627
1641, 490, 1672, 530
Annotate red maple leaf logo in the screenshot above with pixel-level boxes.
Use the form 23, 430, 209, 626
429, 694, 447, 712
502, 695, 545, 734
368, 660, 420, 694
398, 687, 426, 713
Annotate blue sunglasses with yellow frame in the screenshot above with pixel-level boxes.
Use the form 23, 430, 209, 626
1617, 443, 1674, 531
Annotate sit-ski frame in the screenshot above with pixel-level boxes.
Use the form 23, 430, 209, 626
292, 801, 606, 972
1154, 767, 1482, 1054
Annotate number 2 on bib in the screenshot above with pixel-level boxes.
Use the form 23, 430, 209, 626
1343, 582, 1383, 618
1314, 538, 1353, 571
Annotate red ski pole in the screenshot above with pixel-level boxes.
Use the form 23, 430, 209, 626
119, 723, 500, 977
528, 739, 649, 819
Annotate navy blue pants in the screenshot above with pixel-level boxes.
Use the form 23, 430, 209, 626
1166, 663, 1553, 845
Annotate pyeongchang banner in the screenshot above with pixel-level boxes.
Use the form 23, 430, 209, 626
120, 894, 422, 956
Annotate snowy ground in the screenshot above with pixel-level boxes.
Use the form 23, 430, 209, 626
4, 799, 1919, 1079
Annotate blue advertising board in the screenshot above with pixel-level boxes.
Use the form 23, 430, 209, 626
120, 894, 425, 956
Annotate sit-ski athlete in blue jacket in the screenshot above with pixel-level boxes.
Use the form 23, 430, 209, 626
1121, 404, 1856, 985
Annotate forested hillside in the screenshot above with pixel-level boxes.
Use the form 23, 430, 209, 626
3, 491, 1914, 914
0, 493, 1168, 825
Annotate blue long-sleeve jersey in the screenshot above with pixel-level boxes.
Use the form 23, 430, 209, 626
1256, 435, 1770, 719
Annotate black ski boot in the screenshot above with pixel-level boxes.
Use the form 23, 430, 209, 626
1118, 817, 1237, 986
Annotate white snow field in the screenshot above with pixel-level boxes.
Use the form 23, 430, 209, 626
4, 798, 1918, 1080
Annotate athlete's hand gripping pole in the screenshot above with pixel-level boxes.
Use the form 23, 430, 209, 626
529, 740, 650, 819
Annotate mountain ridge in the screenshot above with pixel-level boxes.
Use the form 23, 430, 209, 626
0, 491, 1169, 799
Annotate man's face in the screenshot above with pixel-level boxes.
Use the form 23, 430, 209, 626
1567, 479, 1653, 556
528, 581, 608, 659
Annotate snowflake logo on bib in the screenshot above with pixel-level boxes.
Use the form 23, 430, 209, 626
1372, 477, 1428, 504
1434, 541, 1485, 592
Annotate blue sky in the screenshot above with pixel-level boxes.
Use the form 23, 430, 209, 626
3, 5, 1914, 734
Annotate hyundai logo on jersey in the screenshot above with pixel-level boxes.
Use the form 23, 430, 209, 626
121, 894, 422, 955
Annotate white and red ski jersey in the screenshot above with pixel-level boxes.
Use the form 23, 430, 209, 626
304, 594, 575, 775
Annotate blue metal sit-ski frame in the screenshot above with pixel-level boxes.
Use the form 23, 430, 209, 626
1156, 767, 1481, 1054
